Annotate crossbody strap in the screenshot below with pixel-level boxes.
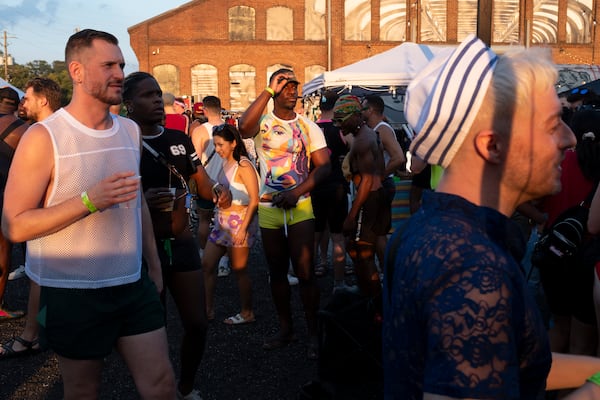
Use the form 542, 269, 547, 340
142, 140, 190, 194
203, 148, 216, 167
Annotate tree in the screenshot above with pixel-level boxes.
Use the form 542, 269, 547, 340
6, 59, 72, 106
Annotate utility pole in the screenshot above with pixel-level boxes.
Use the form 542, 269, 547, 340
3, 30, 8, 81
2, 30, 16, 81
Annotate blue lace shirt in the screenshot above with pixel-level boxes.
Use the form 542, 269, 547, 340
383, 191, 551, 399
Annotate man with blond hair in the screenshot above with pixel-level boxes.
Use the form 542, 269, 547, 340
384, 35, 600, 399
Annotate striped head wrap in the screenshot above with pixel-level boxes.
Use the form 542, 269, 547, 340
333, 94, 362, 115
405, 35, 498, 168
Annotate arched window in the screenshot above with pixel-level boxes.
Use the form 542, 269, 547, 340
229, 6, 255, 40
492, 0, 520, 43
420, 0, 446, 42
345, 0, 371, 40
191, 64, 218, 104
305, 0, 326, 40
267, 6, 294, 40
456, 0, 477, 42
380, 0, 407, 41
229, 64, 256, 112
305, 65, 326, 83
566, 0, 592, 44
153, 64, 180, 95
532, 0, 558, 43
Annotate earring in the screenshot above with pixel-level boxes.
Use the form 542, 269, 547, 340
127, 107, 133, 114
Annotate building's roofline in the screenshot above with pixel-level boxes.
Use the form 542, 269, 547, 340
127, 0, 198, 33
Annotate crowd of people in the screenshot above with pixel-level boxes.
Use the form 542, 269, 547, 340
2, 27, 600, 400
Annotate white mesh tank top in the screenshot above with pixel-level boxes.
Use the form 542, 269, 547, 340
26, 108, 142, 289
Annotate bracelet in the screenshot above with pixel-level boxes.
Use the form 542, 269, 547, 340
587, 372, 600, 386
211, 182, 221, 192
265, 87, 275, 97
81, 191, 98, 213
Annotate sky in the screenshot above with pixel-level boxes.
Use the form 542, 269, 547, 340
1, 0, 190, 74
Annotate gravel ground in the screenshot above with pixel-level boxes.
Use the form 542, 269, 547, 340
0, 235, 358, 400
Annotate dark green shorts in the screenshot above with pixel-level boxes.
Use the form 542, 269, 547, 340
38, 270, 165, 360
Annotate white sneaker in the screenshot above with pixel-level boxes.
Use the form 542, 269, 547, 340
177, 389, 203, 400
287, 274, 299, 286
217, 256, 231, 277
8, 265, 26, 281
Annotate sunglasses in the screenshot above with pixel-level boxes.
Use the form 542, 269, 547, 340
571, 87, 589, 95
332, 113, 354, 126
213, 124, 228, 134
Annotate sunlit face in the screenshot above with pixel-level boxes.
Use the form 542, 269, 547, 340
503, 85, 576, 200
22, 87, 42, 122
78, 39, 125, 106
213, 135, 236, 161
274, 82, 299, 111
361, 101, 371, 121
333, 111, 358, 136
126, 77, 164, 126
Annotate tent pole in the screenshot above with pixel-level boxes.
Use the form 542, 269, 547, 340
327, 0, 332, 71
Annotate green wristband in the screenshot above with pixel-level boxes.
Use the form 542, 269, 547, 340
265, 87, 275, 97
81, 191, 98, 213
587, 372, 600, 386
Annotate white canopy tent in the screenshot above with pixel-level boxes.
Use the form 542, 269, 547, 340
302, 42, 454, 97
0, 77, 24, 98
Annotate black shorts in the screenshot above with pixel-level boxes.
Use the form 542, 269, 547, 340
382, 176, 396, 206
352, 187, 391, 244
311, 182, 348, 234
157, 235, 201, 272
38, 270, 165, 360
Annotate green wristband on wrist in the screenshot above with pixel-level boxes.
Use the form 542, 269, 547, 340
265, 87, 275, 97
587, 372, 600, 386
81, 191, 98, 213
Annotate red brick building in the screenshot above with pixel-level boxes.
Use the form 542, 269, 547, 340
128, 0, 600, 111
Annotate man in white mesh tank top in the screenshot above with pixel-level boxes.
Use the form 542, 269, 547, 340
1, 29, 176, 399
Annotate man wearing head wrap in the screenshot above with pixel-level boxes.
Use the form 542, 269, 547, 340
333, 94, 388, 301
383, 35, 600, 399
238, 68, 330, 360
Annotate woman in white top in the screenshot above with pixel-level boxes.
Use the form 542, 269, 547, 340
203, 124, 259, 324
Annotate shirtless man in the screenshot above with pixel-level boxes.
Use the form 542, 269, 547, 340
334, 94, 388, 302
0, 77, 61, 359
0, 86, 28, 321
361, 95, 406, 270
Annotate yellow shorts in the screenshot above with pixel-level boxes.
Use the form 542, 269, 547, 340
258, 196, 314, 230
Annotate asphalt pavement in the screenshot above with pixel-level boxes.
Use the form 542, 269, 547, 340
0, 235, 346, 400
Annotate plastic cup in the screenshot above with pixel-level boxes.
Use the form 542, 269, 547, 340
162, 187, 176, 212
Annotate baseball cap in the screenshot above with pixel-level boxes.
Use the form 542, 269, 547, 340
282, 71, 300, 85
0, 86, 20, 108
320, 90, 339, 111
193, 102, 204, 114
